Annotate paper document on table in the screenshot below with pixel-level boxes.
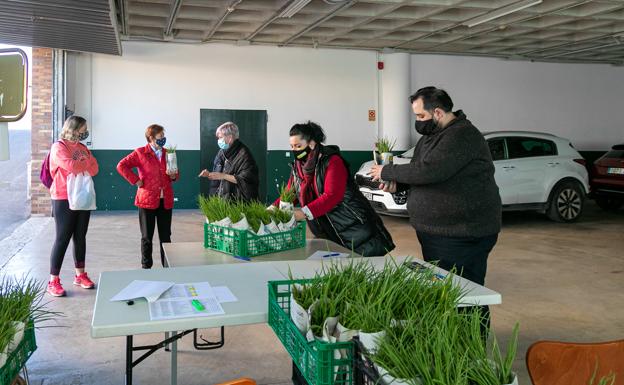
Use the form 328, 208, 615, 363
147, 281, 226, 321
213, 286, 238, 303
307, 250, 350, 260
149, 297, 224, 321
158, 282, 217, 301
110, 280, 175, 303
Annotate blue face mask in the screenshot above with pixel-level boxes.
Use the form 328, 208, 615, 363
218, 138, 230, 150
155, 137, 167, 147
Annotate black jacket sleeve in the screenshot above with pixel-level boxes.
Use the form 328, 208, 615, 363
381, 126, 481, 186
233, 147, 260, 201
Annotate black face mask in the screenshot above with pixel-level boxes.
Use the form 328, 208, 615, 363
293, 146, 311, 161
414, 119, 438, 136
78, 130, 90, 141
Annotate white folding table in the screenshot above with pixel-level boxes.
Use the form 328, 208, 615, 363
162, 239, 355, 268
91, 257, 502, 385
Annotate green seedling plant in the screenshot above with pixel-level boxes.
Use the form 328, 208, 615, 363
0, 274, 64, 356
242, 201, 272, 232
165, 145, 177, 154
310, 297, 341, 338
0, 275, 62, 326
288, 269, 323, 310
198, 195, 230, 222
226, 201, 244, 223
270, 207, 294, 225
372, 320, 425, 385
489, 321, 520, 384
462, 308, 499, 385
280, 182, 296, 203
375, 137, 397, 153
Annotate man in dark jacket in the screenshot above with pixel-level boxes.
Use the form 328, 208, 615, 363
199, 122, 259, 201
369, 86, 501, 287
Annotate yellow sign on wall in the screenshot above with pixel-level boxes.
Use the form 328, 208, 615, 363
0, 48, 28, 122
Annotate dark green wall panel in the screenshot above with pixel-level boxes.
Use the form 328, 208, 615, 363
91, 149, 374, 210
91, 148, 608, 211
91, 149, 200, 211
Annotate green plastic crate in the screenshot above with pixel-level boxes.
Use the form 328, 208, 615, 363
203, 221, 306, 257
0, 321, 37, 385
268, 279, 354, 385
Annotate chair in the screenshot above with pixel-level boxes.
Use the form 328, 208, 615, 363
215, 378, 256, 385
526, 339, 624, 385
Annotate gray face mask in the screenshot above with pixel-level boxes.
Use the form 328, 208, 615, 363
78, 130, 89, 141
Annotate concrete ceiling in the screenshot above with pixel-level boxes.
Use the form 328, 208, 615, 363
116, 0, 624, 65
0, 0, 121, 55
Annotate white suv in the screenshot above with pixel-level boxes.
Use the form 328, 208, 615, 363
356, 131, 590, 222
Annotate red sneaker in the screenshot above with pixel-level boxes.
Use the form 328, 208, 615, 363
47, 277, 66, 297
73, 272, 95, 289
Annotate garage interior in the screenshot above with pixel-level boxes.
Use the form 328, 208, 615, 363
0, 1, 623, 385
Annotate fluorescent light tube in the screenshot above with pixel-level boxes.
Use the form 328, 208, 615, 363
464, 0, 542, 28
279, 0, 313, 18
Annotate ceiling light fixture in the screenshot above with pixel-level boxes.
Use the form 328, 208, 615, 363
464, 0, 543, 28
279, 0, 312, 18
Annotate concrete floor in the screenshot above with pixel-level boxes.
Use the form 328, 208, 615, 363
1, 202, 623, 385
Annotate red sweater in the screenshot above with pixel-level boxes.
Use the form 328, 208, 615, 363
274, 155, 347, 218
117, 144, 179, 210
50, 140, 99, 200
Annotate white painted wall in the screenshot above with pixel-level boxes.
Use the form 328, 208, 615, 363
73, 42, 623, 153
411, 55, 624, 151
380, 53, 411, 151
80, 42, 379, 151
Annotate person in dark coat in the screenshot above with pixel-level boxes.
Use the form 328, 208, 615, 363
208, 150, 225, 196
368, 86, 501, 336
273, 121, 395, 257
199, 122, 259, 201
369, 87, 501, 286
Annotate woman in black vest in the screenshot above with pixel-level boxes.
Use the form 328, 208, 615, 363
273, 121, 394, 257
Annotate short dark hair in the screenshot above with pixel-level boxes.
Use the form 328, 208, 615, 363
289, 121, 326, 144
409, 87, 453, 113
145, 124, 164, 142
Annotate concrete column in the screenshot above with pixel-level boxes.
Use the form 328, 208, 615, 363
380, 52, 411, 151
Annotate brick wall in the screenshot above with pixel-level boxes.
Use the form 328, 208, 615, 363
30, 48, 53, 216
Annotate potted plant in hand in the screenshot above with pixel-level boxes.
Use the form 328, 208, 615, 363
374, 137, 396, 166
165, 145, 178, 174
279, 182, 296, 212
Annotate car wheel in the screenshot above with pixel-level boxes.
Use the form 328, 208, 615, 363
595, 196, 623, 211
547, 181, 584, 222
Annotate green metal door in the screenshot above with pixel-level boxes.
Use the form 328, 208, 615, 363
200, 109, 268, 202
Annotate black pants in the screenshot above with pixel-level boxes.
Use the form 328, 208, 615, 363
50, 199, 91, 276
416, 230, 498, 337
138, 199, 172, 269
416, 231, 497, 285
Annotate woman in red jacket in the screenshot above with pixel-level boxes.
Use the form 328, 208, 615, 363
117, 124, 179, 269
48, 115, 99, 297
